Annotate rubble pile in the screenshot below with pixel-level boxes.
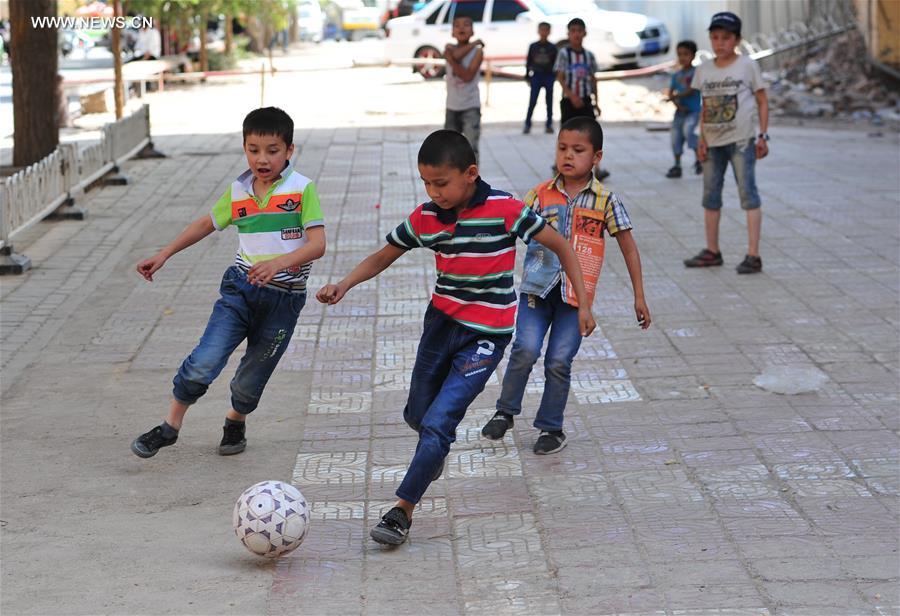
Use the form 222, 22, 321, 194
765, 30, 900, 125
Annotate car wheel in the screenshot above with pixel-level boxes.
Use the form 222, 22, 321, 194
414, 45, 444, 79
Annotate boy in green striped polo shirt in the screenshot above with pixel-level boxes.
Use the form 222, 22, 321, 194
131, 107, 326, 459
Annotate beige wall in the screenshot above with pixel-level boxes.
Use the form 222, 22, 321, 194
855, 0, 900, 67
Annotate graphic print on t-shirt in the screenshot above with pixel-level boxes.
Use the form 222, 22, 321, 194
704, 93, 738, 124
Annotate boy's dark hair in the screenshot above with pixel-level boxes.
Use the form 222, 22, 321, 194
452, 14, 473, 25
418, 130, 476, 171
567, 18, 586, 30
242, 107, 293, 147
676, 40, 698, 54
560, 117, 604, 151
538, 21, 551, 29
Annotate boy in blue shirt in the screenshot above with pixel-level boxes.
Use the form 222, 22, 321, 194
666, 40, 702, 178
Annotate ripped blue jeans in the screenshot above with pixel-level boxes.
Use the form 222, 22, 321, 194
173, 266, 305, 414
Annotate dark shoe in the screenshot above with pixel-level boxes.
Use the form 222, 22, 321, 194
666, 165, 682, 178
218, 420, 246, 455
371, 507, 411, 545
131, 423, 178, 458
545, 125, 554, 134
683, 249, 723, 268
533, 431, 567, 455
694, 160, 703, 174
481, 411, 514, 441
595, 167, 610, 181
523, 125, 531, 134
736, 254, 762, 274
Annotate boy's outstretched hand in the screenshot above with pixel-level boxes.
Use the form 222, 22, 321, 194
578, 307, 596, 337
136, 253, 167, 282
316, 283, 346, 305
635, 298, 651, 330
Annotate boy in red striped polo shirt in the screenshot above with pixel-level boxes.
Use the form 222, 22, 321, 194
317, 130, 594, 546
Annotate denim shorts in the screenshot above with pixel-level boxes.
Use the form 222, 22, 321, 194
702, 138, 761, 211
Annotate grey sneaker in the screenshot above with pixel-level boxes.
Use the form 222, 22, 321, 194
481, 411, 514, 440
371, 507, 411, 545
533, 431, 567, 455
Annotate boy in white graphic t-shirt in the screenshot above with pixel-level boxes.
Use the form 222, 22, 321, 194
684, 11, 770, 274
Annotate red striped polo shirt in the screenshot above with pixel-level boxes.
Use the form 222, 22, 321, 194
386, 178, 545, 334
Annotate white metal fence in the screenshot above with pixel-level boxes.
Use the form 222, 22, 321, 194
0, 104, 152, 261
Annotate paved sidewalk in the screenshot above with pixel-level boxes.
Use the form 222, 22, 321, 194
1, 120, 898, 615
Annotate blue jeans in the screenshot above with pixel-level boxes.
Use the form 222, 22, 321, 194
496, 287, 583, 432
525, 72, 554, 129
397, 304, 510, 504
702, 138, 761, 211
671, 110, 700, 157
172, 266, 305, 414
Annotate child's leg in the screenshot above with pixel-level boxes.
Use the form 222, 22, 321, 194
685, 111, 700, 159
170, 268, 253, 419
496, 293, 552, 418
395, 329, 510, 508
543, 75, 554, 127
729, 139, 763, 256
403, 305, 454, 434
444, 108, 462, 132
671, 113, 685, 165
525, 76, 541, 129
534, 295, 583, 433
228, 288, 305, 416
701, 145, 729, 254
459, 107, 481, 160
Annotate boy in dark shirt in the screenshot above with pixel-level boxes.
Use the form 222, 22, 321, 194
524, 22, 557, 134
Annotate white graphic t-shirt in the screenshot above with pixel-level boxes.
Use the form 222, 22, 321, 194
694, 54, 765, 147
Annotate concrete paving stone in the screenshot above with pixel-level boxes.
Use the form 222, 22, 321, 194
680, 449, 762, 468
762, 581, 874, 611
662, 584, 768, 610
652, 559, 755, 587
749, 556, 845, 582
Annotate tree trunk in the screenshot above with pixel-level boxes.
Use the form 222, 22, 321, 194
288, 9, 298, 43
10, 0, 59, 167
112, 0, 124, 119
224, 9, 233, 55
199, 8, 208, 71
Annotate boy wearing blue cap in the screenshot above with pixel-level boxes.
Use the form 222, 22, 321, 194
683, 12, 769, 274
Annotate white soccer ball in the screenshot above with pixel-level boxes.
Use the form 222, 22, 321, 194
233, 480, 309, 558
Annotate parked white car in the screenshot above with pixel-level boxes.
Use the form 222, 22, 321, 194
385, 0, 670, 77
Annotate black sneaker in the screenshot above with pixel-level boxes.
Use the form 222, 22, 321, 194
131, 423, 178, 458
694, 160, 703, 175
533, 431, 567, 455
665, 165, 682, 178
481, 411, 514, 441
736, 254, 762, 274
523, 125, 531, 134
370, 507, 411, 545
218, 420, 246, 456
545, 125, 554, 134
684, 249, 723, 268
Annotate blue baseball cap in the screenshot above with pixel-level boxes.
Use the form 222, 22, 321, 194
708, 11, 742, 36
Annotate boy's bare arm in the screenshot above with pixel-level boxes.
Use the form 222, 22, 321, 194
448, 47, 483, 83
136, 214, 215, 281
316, 244, 406, 304
247, 226, 326, 287
447, 40, 482, 61
614, 229, 651, 329
531, 225, 596, 336
755, 89, 769, 159
697, 99, 708, 162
